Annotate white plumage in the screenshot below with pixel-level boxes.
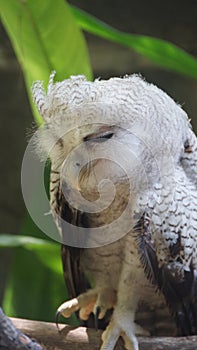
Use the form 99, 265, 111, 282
32, 73, 197, 350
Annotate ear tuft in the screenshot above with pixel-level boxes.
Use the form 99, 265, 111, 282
31, 79, 45, 111
48, 71, 56, 94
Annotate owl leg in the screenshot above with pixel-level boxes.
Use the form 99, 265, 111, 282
56, 287, 116, 326
101, 308, 149, 350
100, 279, 149, 349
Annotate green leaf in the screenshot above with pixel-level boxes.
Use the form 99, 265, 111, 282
3, 247, 72, 323
0, 0, 90, 325
2, 236, 78, 325
0, 0, 92, 124
0, 234, 64, 275
0, 234, 55, 248
71, 6, 197, 79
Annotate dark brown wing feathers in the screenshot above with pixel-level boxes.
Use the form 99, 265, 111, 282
134, 211, 197, 335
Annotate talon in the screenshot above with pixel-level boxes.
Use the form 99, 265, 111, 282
95, 288, 117, 322
100, 311, 146, 350
56, 288, 115, 334
79, 302, 95, 320
55, 310, 61, 332
94, 306, 101, 331
98, 306, 109, 320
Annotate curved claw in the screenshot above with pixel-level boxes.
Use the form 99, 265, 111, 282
55, 310, 61, 332
94, 306, 101, 331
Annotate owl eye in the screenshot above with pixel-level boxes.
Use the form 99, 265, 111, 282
84, 131, 114, 143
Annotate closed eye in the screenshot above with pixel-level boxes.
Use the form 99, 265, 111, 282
84, 131, 114, 143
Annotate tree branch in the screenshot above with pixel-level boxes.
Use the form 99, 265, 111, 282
0, 308, 44, 350
2, 316, 196, 350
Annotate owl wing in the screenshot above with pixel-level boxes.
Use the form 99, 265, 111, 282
135, 210, 197, 336
59, 199, 90, 299
51, 179, 90, 299
52, 177, 107, 328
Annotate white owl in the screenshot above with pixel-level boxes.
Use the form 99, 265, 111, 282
32, 72, 197, 350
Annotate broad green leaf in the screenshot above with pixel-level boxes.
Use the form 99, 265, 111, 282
2, 238, 78, 325
0, 234, 55, 248
0, 0, 90, 324
0, 234, 62, 276
3, 247, 78, 324
0, 0, 92, 124
71, 6, 197, 79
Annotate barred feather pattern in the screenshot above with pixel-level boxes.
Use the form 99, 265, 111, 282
32, 73, 197, 342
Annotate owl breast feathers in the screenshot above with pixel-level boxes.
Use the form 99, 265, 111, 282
32, 73, 197, 350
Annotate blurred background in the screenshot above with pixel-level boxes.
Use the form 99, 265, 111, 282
0, 0, 197, 323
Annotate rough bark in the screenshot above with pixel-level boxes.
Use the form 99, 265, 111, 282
0, 315, 196, 350
0, 308, 44, 350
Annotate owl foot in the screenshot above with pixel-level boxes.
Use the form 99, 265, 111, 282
93, 288, 116, 325
101, 310, 149, 350
56, 288, 116, 326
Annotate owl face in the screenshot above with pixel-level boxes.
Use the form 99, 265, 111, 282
32, 73, 190, 216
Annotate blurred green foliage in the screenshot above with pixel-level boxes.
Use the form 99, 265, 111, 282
72, 6, 197, 79
0, 0, 197, 324
0, 0, 91, 323
0, 0, 92, 124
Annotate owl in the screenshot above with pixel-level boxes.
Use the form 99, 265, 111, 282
32, 72, 197, 350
